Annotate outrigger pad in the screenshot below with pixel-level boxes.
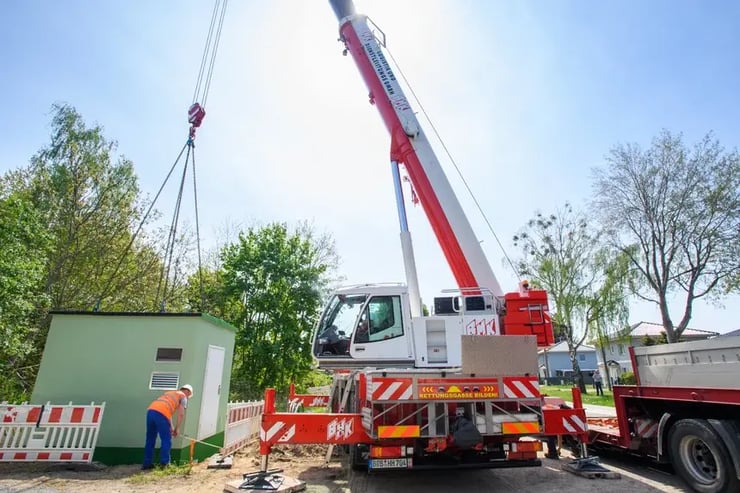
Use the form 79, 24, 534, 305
207, 453, 233, 469
223, 468, 306, 492
561, 456, 621, 480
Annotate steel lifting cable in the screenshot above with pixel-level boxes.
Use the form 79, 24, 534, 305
383, 45, 521, 281
159, 0, 228, 310
95, 1, 228, 311
96, 143, 189, 310
188, 0, 228, 135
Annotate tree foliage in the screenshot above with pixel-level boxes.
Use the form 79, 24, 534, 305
593, 131, 740, 342
216, 222, 339, 400
27, 104, 165, 311
0, 190, 52, 399
513, 203, 631, 391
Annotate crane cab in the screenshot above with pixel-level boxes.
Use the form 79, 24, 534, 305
312, 284, 542, 370
313, 284, 416, 369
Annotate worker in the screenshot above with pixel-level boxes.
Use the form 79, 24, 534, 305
519, 279, 531, 297
142, 384, 193, 470
593, 370, 604, 396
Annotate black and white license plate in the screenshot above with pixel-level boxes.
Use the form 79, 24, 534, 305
369, 458, 412, 470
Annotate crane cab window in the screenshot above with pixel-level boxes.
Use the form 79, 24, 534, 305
314, 294, 367, 357
354, 296, 404, 343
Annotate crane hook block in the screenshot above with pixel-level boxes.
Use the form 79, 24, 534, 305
188, 102, 206, 128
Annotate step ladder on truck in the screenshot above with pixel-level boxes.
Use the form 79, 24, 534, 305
251, 0, 592, 480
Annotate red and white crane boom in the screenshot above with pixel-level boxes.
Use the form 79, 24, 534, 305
330, 0, 503, 300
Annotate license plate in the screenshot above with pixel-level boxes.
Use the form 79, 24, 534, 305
369, 458, 412, 470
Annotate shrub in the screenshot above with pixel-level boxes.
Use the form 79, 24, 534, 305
619, 371, 636, 385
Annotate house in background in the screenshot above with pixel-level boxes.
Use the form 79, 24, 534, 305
595, 321, 718, 384
538, 340, 598, 384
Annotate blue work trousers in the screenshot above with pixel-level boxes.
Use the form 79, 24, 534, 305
143, 409, 172, 466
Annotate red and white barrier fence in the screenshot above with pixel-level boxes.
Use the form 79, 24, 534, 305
0, 402, 105, 463
222, 400, 264, 456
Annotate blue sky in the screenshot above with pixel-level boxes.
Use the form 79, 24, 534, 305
2, 0, 738, 334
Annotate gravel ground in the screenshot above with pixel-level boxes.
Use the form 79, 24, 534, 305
0, 444, 690, 493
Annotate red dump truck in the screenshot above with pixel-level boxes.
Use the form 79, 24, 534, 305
584, 336, 740, 493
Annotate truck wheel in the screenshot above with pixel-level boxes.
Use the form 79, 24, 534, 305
350, 444, 369, 471
668, 419, 739, 493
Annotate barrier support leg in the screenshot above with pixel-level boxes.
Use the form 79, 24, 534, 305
572, 387, 588, 458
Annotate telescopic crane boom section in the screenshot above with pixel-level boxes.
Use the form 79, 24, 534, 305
330, 0, 502, 297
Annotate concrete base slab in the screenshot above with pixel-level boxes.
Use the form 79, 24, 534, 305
224, 470, 306, 492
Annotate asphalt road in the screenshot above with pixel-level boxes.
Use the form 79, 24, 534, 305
345, 453, 689, 493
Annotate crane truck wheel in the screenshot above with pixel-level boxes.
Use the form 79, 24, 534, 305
349, 444, 369, 471
668, 418, 739, 493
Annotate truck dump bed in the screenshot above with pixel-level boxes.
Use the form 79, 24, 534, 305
632, 335, 740, 389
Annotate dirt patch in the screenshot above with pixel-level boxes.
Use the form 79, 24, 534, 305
0, 443, 349, 493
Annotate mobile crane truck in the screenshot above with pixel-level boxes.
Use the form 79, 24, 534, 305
246, 0, 590, 482
580, 337, 740, 493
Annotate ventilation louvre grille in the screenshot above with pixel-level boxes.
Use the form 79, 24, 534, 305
150, 372, 180, 390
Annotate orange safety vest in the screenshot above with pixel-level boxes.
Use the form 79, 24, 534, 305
148, 390, 186, 419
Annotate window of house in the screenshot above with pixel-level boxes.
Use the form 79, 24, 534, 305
618, 344, 624, 355
579, 354, 586, 361
156, 347, 183, 362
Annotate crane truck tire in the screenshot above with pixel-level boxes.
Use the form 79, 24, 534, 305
349, 444, 369, 471
668, 418, 740, 493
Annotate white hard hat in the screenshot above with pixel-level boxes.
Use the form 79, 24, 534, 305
180, 384, 194, 397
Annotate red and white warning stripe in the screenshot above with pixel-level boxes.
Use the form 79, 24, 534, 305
2, 404, 102, 424
634, 418, 658, 438
502, 377, 540, 399
370, 378, 413, 401
0, 451, 91, 462
227, 402, 263, 424
561, 414, 588, 434
260, 421, 296, 444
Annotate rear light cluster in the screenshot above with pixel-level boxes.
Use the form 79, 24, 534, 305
370, 445, 414, 458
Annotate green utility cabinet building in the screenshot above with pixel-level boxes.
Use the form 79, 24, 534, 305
32, 312, 236, 465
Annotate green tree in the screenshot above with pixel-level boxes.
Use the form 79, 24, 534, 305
593, 131, 740, 342
217, 222, 339, 400
34, 105, 164, 310
589, 250, 635, 390
0, 190, 52, 400
514, 203, 631, 392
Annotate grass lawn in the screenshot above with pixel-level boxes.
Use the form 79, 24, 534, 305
540, 384, 615, 407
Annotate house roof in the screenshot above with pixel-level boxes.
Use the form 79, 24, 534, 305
539, 340, 596, 354
627, 321, 718, 338
718, 328, 740, 337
